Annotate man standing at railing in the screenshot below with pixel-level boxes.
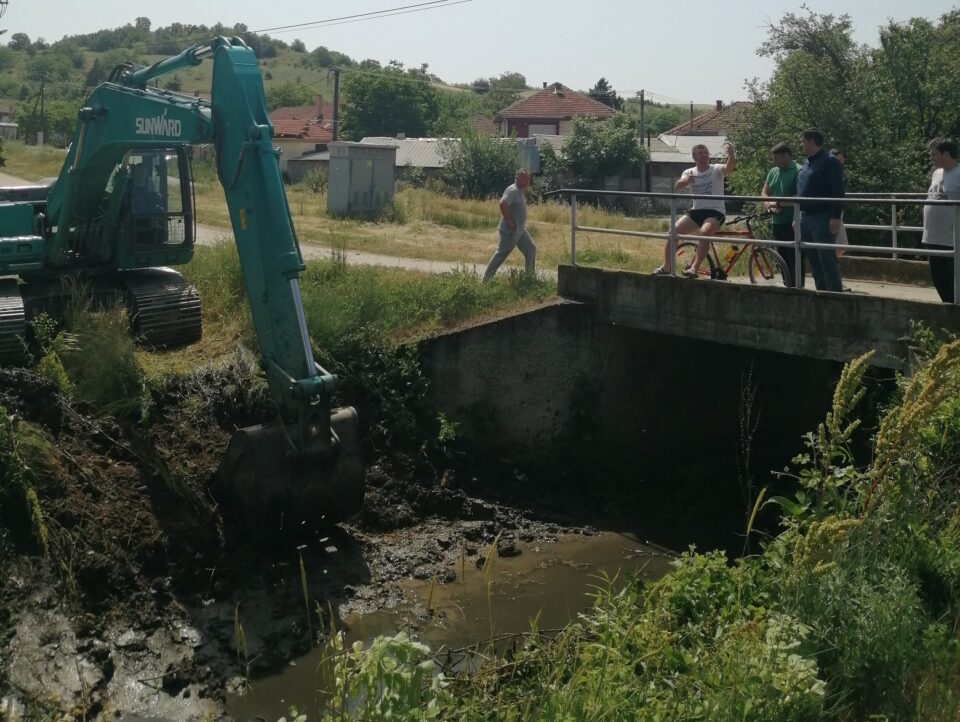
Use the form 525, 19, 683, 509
921, 137, 960, 303
761, 142, 804, 287
482, 168, 536, 282
653, 142, 736, 276
797, 129, 845, 292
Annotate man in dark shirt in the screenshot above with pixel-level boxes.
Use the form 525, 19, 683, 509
797, 128, 845, 292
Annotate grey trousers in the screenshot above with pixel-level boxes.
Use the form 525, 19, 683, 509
482, 228, 536, 281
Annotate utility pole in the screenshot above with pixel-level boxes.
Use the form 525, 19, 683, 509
638, 89, 645, 147
689, 101, 693, 128
38, 75, 45, 146
330, 67, 340, 142
638, 89, 646, 192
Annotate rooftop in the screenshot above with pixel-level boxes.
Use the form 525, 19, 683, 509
270, 96, 334, 144
496, 83, 615, 121
663, 101, 752, 136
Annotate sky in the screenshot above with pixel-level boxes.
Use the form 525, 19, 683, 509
1, 0, 955, 103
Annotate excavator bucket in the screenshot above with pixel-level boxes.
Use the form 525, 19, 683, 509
216, 407, 364, 534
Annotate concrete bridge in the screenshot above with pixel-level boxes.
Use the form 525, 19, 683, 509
556, 264, 960, 370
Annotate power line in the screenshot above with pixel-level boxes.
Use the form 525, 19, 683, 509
261, 0, 473, 35
252, 0, 461, 34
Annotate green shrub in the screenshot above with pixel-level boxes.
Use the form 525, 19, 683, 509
301, 167, 328, 194
440, 132, 518, 200
61, 302, 148, 420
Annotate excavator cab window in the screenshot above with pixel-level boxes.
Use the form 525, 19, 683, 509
122, 149, 192, 252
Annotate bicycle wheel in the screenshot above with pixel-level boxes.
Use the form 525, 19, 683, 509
748, 247, 791, 287
675, 242, 717, 279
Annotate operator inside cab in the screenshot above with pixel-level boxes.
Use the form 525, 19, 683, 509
129, 161, 165, 215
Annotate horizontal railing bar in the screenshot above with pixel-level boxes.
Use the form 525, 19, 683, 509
546, 188, 960, 207
575, 225, 670, 240
843, 223, 923, 233
572, 225, 955, 257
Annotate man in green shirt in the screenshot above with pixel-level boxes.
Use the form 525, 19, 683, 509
761, 142, 804, 287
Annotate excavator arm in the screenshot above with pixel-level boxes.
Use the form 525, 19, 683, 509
43, 37, 363, 529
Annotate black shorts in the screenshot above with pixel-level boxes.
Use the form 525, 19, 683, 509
686, 208, 725, 226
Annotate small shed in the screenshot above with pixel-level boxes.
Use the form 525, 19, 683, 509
0, 122, 18, 141
327, 142, 397, 217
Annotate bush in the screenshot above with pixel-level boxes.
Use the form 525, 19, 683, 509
300, 167, 328, 194
440, 133, 519, 200
60, 300, 148, 420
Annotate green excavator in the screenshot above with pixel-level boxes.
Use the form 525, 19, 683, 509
0, 37, 364, 530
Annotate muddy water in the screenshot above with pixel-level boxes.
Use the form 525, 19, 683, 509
226, 532, 675, 721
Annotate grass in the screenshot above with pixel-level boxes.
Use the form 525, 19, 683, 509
193, 181, 673, 274
1, 141, 69, 181
139, 240, 556, 381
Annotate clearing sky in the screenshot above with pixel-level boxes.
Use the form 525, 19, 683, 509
2, 0, 955, 103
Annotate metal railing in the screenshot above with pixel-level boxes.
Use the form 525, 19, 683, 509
545, 189, 960, 305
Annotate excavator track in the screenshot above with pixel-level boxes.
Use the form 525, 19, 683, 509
0, 279, 26, 365
120, 268, 201, 348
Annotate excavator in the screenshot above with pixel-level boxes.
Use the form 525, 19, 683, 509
0, 37, 364, 530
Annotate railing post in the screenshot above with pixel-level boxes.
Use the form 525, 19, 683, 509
954, 205, 960, 305
668, 198, 677, 276
793, 212, 803, 289
570, 193, 577, 266
891, 202, 898, 260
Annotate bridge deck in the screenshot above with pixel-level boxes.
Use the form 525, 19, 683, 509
557, 264, 959, 369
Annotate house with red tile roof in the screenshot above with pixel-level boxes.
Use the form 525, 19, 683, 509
269, 95, 334, 174
495, 83, 615, 138
468, 114, 498, 136
663, 100, 752, 136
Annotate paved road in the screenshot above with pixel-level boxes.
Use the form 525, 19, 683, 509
0, 169, 943, 302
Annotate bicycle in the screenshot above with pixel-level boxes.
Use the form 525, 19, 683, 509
674, 209, 793, 287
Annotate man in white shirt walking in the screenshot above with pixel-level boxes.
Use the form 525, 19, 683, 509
922, 138, 960, 303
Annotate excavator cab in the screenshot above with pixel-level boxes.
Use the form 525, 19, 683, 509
116, 149, 194, 268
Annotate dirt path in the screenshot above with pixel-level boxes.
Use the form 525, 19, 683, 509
196, 223, 496, 276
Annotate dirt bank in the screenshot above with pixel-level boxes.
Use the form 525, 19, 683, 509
0, 365, 578, 720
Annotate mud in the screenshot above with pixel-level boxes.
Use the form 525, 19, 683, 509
0, 364, 604, 721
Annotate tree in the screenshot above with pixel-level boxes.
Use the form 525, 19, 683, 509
0, 46, 15, 74
730, 8, 960, 233
559, 113, 647, 187
340, 64, 441, 139
265, 81, 314, 111
440, 133, 519, 199
588, 77, 623, 111
16, 99, 78, 144
433, 89, 483, 137
291, 39, 306, 53
85, 58, 106, 87
135, 17, 151, 32
8, 33, 31, 52
480, 71, 528, 115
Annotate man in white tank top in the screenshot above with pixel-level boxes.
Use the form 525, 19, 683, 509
654, 142, 737, 277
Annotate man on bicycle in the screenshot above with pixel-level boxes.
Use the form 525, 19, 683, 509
655, 142, 737, 276
761, 142, 804, 287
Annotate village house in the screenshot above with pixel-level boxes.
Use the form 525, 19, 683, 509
269, 95, 334, 175
495, 82, 614, 138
